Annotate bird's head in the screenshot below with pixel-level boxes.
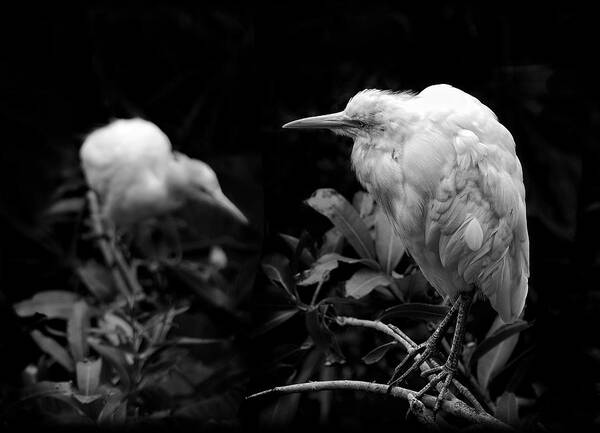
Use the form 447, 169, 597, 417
282, 89, 414, 139
168, 153, 248, 224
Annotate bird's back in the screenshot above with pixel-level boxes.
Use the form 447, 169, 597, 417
80, 118, 175, 225
362, 85, 530, 323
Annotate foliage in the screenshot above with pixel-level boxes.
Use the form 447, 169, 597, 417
2, 189, 254, 429
256, 188, 535, 429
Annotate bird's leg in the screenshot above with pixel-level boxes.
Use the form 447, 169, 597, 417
387, 296, 462, 389
413, 292, 473, 413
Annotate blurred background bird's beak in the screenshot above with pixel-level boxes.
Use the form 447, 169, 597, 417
211, 190, 248, 224
282, 111, 357, 130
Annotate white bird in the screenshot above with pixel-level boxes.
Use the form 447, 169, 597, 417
80, 118, 247, 228
283, 84, 529, 410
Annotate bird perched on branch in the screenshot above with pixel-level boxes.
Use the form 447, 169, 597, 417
283, 84, 529, 410
80, 118, 247, 229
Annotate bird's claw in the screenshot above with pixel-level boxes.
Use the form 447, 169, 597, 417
413, 363, 456, 415
387, 340, 436, 390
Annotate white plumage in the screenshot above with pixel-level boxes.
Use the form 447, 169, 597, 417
80, 118, 247, 227
283, 84, 530, 407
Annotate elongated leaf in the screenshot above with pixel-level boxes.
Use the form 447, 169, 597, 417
298, 253, 379, 286
68, 300, 90, 362
345, 269, 391, 299
362, 341, 397, 365
374, 206, 405, 274
31, 330, 74, 372
476, 315, 521, 391
98, 391, 127, 424
305, 189, 375, 260
88, 338, 132, 391
14, 291, 79, 319
77, 260, 114, 300
45, 197, 85, 215
20, 381, 74, 402
377, 303, 450, 322
253, 309, 299, 336
470, 320, 532, 370
262, 254, 297, 301
76, 358, 102, 395
495, 392, 519, 426
319, 228, 345, 255
279, 234, 315, 266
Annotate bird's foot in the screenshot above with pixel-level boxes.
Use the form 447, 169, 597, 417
387, 338, 438, 392
414, 361, 457, 414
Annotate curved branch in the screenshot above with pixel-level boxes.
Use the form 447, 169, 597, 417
247, 380, 511, 431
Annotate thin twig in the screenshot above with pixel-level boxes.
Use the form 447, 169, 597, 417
247, 380, 511, 431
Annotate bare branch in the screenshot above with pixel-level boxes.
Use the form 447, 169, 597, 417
247, 380, 511, 431
335, 315, 485, 413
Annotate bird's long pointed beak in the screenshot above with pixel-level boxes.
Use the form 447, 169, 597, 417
212, 190, 248, 225
282, 111, 357, 130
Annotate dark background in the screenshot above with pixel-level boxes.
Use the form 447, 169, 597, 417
0, 3, 259, 431
1, 2, 600, 432
252, 2, 600, 432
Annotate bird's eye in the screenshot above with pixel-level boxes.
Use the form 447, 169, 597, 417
357, 120, 367, 128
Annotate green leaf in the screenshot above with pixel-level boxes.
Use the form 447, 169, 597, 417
68, 300, 90, 362
362, 341, 397, 365
297, 253, 379, 286
377, 303, 450, 322
30, 330, 74, 372
374, 206, 405, 274
345, 269, 391, 299
469, 320, 532, 371
262, 254, 298, 301
14, 291, 79, 319
45, 197, 85, 216
252, 309, 299, 336
476, 315, 522, 391
76, 358, 102, 396
88, 338, 132, 391
305, 188, 375, 260
495, 392, 519, 426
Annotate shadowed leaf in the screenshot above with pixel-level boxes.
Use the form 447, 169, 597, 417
319, 228, 345, 255
476, 315, 521, 391
88, 338, 132, 391
262, 254, 298, 302
377, 303, 450, 322
20, 381, 74, 402
345, 269, 391, 299
68, 300, 90, 362
298, 253, 379, 286
495, 392, 519, 426
253, 309, 299, 336
305, 188, 375, 260
362, 341, 397, 365
14, 291, 79, 319
31, 330, 74, 372
470, 320, 532, 371
77, 260, 114, 300
280, 234, 315, 266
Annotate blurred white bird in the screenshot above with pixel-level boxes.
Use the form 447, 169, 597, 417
284, 84, 529, 410
80, 118, 247, 229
